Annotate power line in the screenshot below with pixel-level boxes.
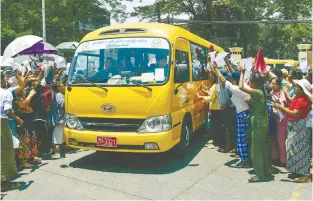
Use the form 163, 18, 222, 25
164, 19, 312, 24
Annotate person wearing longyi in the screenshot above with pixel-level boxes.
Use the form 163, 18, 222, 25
212, 63, 251, 166
272, 79, 312, 183
1, 72, 24, 192
239, 66, 269, 183
270, 77, 288, 167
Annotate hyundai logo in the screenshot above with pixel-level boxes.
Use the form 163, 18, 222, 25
101, 104, 116, 113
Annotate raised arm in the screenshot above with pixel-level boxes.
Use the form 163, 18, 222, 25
14, 71, 30, 94
212, 63, 226, 84
18, 89, 36, 108
239, 66, 257, 95
226, 60, 235, 73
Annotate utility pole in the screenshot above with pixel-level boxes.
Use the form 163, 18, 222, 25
156, 1, 161, 22
42, 0, 46, 42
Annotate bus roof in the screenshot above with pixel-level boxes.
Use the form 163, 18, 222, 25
80, 23, 224, 52
241, 58, 298, 66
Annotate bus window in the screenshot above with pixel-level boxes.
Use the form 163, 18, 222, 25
190, 43, 208, 80
175, 50, 190, 83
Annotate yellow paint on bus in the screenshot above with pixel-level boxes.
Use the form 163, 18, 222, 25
64, 23, 223, 153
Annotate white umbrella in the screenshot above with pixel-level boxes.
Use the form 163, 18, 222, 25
2, 35, 42, 60
41, 54, 66, 68
56, 42, 79, 51
0, 57, 14, 67
13, 55, 39, 63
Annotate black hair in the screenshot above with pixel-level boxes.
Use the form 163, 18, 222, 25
149, 64, 157, 68
265, 84, 272, 100
295, 69, 303, 80
271, 68, 283, 78
250, 72, 267, 103
250, 72, 265, 89
52, 85, 59, 92
272, 77, 282, 87
105, 57, 114, 62
307, 70, 312, 84
156, 54, 167, 61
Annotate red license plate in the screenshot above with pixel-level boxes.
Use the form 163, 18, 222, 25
97, 137, 117, 147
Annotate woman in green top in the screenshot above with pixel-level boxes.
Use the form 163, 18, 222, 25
239, 67, 269, 182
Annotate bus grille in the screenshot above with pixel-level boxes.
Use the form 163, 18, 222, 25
78, 118, 144, 132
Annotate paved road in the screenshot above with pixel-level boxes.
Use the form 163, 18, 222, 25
2, 133, 312, 200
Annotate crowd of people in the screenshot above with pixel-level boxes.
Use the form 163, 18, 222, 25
1, 62, 67, 192
198, 55, 312, 183
0, 51, 312, 192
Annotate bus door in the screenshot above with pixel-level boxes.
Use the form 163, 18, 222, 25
171, 38, 193, 140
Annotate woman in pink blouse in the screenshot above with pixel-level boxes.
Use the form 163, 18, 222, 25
270, 77, 288, 167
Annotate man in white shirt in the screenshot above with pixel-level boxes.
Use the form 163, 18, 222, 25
212, 66, 251, 168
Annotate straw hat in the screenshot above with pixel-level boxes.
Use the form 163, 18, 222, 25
293, 79, 312, 96
281, 68, 288, 76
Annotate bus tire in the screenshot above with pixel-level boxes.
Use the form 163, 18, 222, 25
175, 118, 192, 156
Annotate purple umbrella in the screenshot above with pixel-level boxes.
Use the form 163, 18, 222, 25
19, 42, 57, 55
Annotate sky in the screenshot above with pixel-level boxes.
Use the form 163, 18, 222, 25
110, 0, 189, 25
110, 0, 157, 25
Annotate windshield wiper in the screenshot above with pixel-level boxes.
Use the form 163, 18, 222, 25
129, 80, 152, 92
75, 76, 108, 92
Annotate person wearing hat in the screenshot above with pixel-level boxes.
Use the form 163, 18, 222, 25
212, 65, 251, 167
273, 79, 312, 183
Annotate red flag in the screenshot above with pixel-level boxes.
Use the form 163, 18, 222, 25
254, 48, 267, 74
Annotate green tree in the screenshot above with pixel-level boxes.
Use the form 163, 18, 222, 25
1, 0, 127, 54
132, 0, 311, 59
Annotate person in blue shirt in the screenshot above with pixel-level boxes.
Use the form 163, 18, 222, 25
89, 57, 117, 80
147, 54, 169, 79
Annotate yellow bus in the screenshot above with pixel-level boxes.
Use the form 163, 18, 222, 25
65, 23, 224, 154
241, 58, 298, 67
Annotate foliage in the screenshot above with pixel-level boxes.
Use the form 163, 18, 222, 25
1, 0, 127, 54
132, 0, 312, 59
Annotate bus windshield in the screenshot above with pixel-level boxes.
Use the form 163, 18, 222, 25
68, 37, 171, 86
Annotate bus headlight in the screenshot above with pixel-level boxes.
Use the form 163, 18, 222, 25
138, 115, 172, 133
65, 114, 84, 130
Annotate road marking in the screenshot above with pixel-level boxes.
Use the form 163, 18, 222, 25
290, 183, 305, 200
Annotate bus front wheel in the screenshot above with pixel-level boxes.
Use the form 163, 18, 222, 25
175, 119, 192, 156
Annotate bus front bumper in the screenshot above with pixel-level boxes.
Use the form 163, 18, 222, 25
64, 128, 179, 153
